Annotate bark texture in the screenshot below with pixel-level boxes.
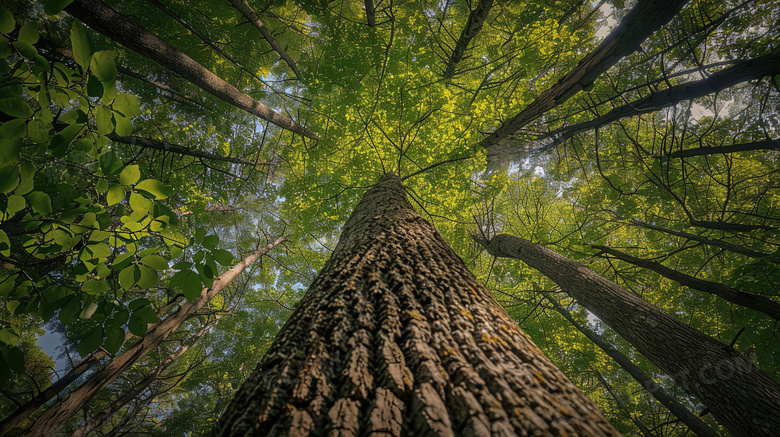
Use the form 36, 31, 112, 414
479, 0, 689, 149
442, 0, 493, 79
481, 233, 780, 437
593, 245, 780, 321
21, 238, 285, 436
65, 0, 316, 139
539, 47, 780, 151
543, 293, 719, 437
214, 174, 620, 436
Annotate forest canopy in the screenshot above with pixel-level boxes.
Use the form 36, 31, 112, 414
1, 0, 779, 435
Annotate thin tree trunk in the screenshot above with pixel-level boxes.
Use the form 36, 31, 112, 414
479, 0, 689, 149
593, 245, 780, 321
478, 233, 780, 436
543, 293, 721, 437
105, 132, 262, 166
630, 219, 771, 260
65, 0, 316, 139
213, 174, 620, 436
665, 138, 780, 159
539, 47, 780, 151
442, 0, 493, 79
71, 318, 220, 437
228, 0, 302, 79
364, 0, 376, 27
21, 237, 285, 436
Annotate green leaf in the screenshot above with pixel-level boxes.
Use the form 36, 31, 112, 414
113, 93, 141, 118
16, 162, 34, 195
18, 21, 39, 44
95, 105, 114, 135
12, 40, 36, 59
202, 234, 219, 250
86, 74, 104, 98
128, 298, 151, 310
119, 165, 140, 185
118, 265, 139, 290
129, 191, 153, 213
128, 316, 147, 336
77, 326, 103, 357
58, 295, 81, 325
113, 112, 132, 136
137, 265, 158, 289
0, 5, 15, 34
5, 194, 25, 218
106, 307, 129, 327
90, 50, 117, 83
0, 230, 9, 257
1, 346, 24, 373
135, 179, 171, 199
103, 326, 124, 354
0, 164, 19, 194
0, 326, 19, 345
140, 254, 168, 270
0, 97, 33, 118
26, 191, 52, 215
45, 0, 74, 15
132, 306, 158, 324
182, 271, 203, 301
82, 278, 109, 295
211, 249, 234, 266
70, 21, 93, 70
107, 183, 124, 206
99, 151, 123, 175
0, 118, 26, 140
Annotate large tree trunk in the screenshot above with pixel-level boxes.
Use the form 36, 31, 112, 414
592, 245, 780, 320
542, 293, 719, 437
480, 233, 780, 436
442, 0, 493, 79
478, 0, 689, 149
65, 0, 316, 139
213, 173, 620, 436
21, 238, 285, 436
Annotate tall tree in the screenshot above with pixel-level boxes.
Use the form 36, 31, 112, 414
214, 173, 620, 436
478, 232, 780, 436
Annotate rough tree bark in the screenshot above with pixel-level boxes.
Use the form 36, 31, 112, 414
442, 0, 493, 79
478, 0, 689, 149
65, 0, 316, 139
542, 293, 720, 437
21, 237, 286, 436
213, 173, 620, 436
592, 245, 780, 321
479, 233, 780, 437
539, 47, 780, 151
228, 0, 302, 79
